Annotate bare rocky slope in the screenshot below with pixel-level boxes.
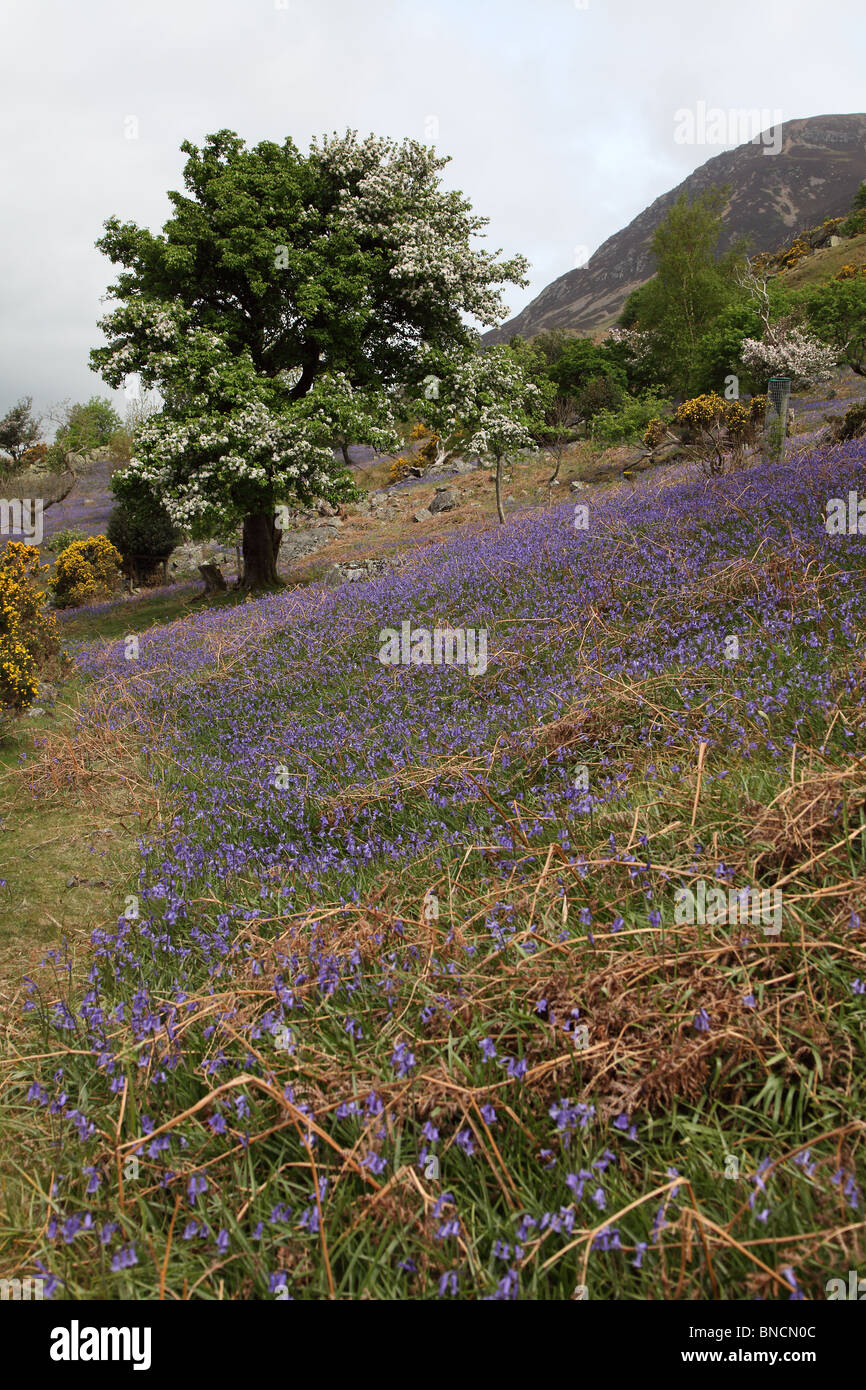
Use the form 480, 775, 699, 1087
484, 113, 866, 344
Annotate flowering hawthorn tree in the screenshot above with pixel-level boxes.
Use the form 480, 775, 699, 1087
739, 328, 836, 389
418, 346, 546, 523
735, 261, 837, 390
604, 326, 656, 366
91, 129, 528, 587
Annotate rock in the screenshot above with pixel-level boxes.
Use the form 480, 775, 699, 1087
280, 529, 330, 564
26, 707, 46, 717
429, 486, 460, 514
316, 498, 339, 517
170, 542, 207, 574
413, 508, 432, 523
452, 459, 478, 474
321, 556, 397, 586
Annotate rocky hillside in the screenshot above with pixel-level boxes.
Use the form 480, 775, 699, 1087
485, 113, 866, 343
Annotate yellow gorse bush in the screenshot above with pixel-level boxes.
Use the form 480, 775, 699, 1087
673, 393, 728, 431
49, 535, 122, 609
673, 394, 766, 437
642, 416, 668, 450
389, 426, 443, 484
0, 541, 59, 714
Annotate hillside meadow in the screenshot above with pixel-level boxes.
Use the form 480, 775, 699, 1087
1, 430, 865, 1301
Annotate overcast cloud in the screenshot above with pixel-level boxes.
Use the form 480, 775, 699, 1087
1, 0, 864, 426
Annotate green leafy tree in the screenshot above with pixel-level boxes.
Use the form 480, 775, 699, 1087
0, 397, 42, 464
53, 397, 123, 459
91, 129, 528, 587
508, 333, 623, 450
690, 303, 764, 394
794, 278, 866, 378
419, 346, 544, 523
107, 491, 184, 585
544, 336, 625, 399
618, 188, 746, 395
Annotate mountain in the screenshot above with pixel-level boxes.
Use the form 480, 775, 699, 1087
484, 113, 866, 344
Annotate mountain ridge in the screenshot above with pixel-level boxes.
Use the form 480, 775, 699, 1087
484, 113, 866, 344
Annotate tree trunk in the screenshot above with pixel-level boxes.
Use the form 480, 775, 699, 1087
241, 511, 283, 589
340, 442, 352, 467
198, 562, 228, 595
495, 455, 505, 525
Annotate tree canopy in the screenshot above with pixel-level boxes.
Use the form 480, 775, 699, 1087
618, 188, 746, 395
92, 129, 529, 585
0, 397, 42, 463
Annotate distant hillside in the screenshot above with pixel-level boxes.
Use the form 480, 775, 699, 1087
485, 113, 866, 344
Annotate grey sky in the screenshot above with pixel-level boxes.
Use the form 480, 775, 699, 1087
1, 0, 865, 428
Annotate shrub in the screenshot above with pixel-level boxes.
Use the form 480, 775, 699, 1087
388, 456, 410, 484
44, 527, 88, 554
840, 208, 866, 239
832, 401, 866, 442
642, 416, 669, 450
107, 427, 133, 461
388, 426, 445, 483
576, 375, 622, 426
0, 541, 59, 718
590, 392, 672, 446
49, 535, 122, 609
673, 392, 727, 436
40, 441, 71, 473
667, 393, 766, 475
107, 497, 182, 585
415, 428, 442, 470
18, 442, 49, 469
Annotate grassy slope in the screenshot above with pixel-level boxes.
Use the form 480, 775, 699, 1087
778, 233, 866, 290
1, 439, 865, 1302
